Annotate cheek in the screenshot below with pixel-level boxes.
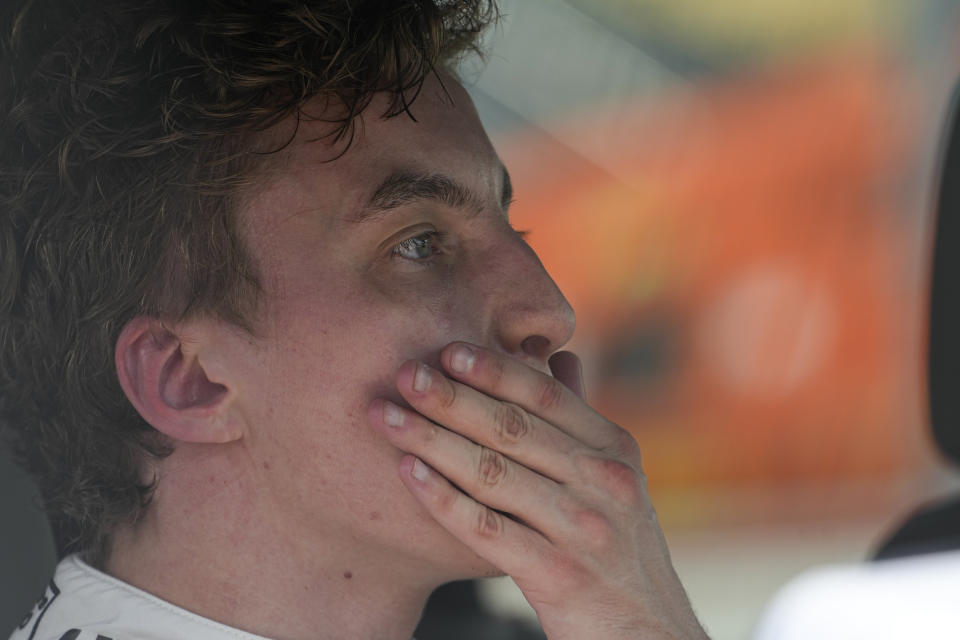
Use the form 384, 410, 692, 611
248, 267, 467, 435
237, 270, 475, 530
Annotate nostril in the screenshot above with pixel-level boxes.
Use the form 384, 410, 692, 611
520, 335, 552, 358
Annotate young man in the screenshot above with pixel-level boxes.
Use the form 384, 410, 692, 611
0, 1, 707, 638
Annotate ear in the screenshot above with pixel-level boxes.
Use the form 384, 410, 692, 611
115, 316, 243, 444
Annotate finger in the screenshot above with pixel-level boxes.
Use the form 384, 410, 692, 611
397, 454, 555, 578
549, 350, 586, 401
394, 360, 583, 481
369, 398, 563, 536
438, 343, 623, 451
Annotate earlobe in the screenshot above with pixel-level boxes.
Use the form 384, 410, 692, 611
115, 316, 242, 444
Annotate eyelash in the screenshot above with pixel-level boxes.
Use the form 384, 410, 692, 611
390, 222, 528, 266
392, 230, 443, 262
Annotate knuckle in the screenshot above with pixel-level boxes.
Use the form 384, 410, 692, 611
601, 458, 642, 503
579, 455, 643, 504
432, 486, 458, 514
419, 422, 441, 445
611, 428, 641, 459
493, 402, 530, 444
535, 376, 566, 412
571, 507, 615, 549
435, 377, 458, 410
474, 504, 504, 539
477, 446, 508, 487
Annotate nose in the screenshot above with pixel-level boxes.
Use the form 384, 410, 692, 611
485, 236, 576, 364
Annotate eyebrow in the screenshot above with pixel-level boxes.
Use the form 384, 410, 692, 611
347, 165, 514, 224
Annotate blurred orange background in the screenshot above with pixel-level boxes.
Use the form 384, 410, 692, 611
468, 2, 960, 636
504, 55, 921, 525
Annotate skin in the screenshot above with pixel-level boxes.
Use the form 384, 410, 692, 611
109, 74, 707, 639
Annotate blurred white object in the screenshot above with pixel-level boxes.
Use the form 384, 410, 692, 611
752, 549, 960, 639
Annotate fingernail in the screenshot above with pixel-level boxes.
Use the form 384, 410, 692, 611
382, 401, 404, 427
449, 344, 476, 374
411, 458, 431, 482
413, 363, 432, 392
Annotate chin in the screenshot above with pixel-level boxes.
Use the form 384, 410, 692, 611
407, 522, 506, 583
439, 556, 506, 583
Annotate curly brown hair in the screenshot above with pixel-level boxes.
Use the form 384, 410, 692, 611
0, 0, 496, 559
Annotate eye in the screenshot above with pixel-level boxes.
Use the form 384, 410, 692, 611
392, 230, 441, 261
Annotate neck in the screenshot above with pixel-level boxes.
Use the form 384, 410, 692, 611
103, 445, 442, 640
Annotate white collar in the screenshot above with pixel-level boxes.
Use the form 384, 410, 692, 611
13, 555, 273, 640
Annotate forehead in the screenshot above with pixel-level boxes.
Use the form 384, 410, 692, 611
248, 75, 503, 224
